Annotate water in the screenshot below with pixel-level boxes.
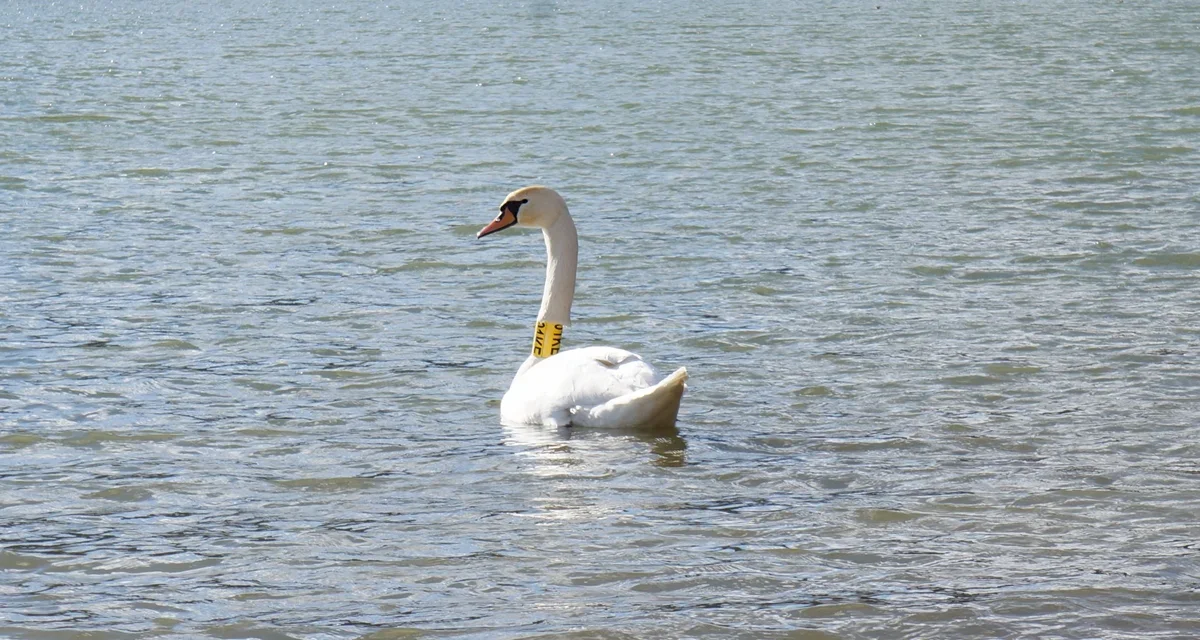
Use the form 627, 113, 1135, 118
2, 0, 1199, 637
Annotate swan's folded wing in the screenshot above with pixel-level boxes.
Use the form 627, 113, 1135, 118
572, 366, 688, 429
501, 346, 660, 426
583, 346, 659, 391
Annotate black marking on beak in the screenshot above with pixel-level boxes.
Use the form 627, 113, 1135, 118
477, 198, 528, 238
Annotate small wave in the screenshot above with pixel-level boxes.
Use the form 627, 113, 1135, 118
939, 375, 1001, 386
0, 175, 27, 190
272, 476, 388, 492
36, 113, 116, 123
84, 487, 154, 502
1134, 252, 1200, 268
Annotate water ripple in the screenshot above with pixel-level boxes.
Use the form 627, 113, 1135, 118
3, 0, 1200, 638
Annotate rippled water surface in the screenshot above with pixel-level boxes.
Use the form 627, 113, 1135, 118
3, 1, 1200, 638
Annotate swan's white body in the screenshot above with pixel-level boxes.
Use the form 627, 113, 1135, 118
478, 186, 687, 429
503, 346, 688, 428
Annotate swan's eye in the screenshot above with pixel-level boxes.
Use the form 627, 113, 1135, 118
501, 198, 528, 218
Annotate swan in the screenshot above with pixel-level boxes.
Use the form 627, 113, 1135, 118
477, 186, 688, 429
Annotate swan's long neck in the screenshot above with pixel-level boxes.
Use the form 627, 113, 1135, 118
537, 211, 577, 326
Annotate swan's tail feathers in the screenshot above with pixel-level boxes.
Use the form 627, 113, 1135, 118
574, 367, 688, 429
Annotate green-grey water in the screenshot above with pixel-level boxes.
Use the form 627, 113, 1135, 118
3, 1, 1199, 638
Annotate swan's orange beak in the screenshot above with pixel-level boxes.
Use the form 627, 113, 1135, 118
477, 209, 517, 238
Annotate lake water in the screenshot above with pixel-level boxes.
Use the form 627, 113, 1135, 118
2, 1, 1199, 638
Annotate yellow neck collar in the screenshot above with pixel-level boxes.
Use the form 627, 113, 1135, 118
532, 321, 563, 358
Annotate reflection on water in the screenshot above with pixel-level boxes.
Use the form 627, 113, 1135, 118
646, 432, 688, 468
503, 422, 688, 472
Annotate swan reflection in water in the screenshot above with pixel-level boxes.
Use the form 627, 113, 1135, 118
498, 421, 688, 524
502, 421, 688, 471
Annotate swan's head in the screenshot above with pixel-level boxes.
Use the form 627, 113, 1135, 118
477, 185, 567, 238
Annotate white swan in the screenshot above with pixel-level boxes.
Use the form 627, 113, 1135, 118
477, 186, 688, 429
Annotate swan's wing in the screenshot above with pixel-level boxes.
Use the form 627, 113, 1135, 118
501, 346, 660, 427
574, 346, 660, 392
573, 366, 688, 429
